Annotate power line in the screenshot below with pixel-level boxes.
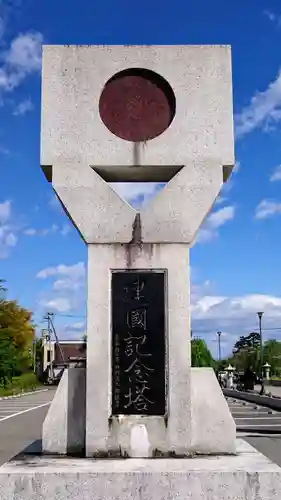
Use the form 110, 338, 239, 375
53, 313, 86, 319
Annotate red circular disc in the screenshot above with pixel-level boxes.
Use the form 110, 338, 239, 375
99, 70, 175, 142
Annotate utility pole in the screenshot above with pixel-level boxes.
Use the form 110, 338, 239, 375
257, 312, 264, 394
32, 339, 36, 373
217, 331, 222, 362
43, 312, 65, 363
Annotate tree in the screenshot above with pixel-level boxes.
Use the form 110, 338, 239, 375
0, 300, 35, 350
191, 338, 214, 367
0, 279, 6, 298
0, 329, 18, 386
233, 332, 260, 353
263, 340, 281, 376
230, 332, 260, 373
0, 297, 35, 376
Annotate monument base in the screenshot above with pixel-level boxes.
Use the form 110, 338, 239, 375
0, 440, 280, 499
42, 367, 235, 457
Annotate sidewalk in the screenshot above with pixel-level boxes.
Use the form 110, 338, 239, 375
254, 385, 281, 398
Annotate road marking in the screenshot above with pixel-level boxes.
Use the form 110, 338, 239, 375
0, 402, 51, 422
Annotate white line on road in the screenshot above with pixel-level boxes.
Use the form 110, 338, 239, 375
0, 402, 51, 422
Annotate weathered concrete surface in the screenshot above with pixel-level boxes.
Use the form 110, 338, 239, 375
43, 367, 85, 455
41, 45, 234, 169
40, 45, 234, 245
86, 243, 192, 457
0, 440, 280, 500
40, 44, 236, 459
190, 368, 236, 454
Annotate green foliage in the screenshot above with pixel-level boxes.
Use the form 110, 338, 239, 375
233, 332, 260, 353
0, 278, 36, 386
221, 333, 281, 377
229, 331, 260, 373
191, 338, 214, 367
263, 340, 281, 376
0, 372, 42, 397
0, 329, 18, 386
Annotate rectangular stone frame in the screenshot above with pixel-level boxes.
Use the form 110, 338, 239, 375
86, 243, 191, 457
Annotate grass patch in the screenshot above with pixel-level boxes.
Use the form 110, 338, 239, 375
0, 372, 43, 397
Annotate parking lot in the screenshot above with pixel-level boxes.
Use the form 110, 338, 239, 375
227, 396, 281, 433
0, 389, 55, 465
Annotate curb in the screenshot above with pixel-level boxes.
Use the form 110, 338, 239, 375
223, 388, 281, 412
0, 388, 48, 401
237, 427, 281, 435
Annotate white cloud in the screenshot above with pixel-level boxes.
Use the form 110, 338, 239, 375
23, 224, 70, 237
196, 205, 235, 243
39, 297, 72, 313
110, 182, 164, 208
23, 228, 36, 236
0, 16, 5, 40
233, 161, 241, 174
255, 199, 281, 219
235, 70, 281, 138
37, 262, 86, 316
270, 165, 281, 182
191, 279, 281, 356
192, 293, 281, 321
66, 321, 85, 331
0, 31, 43, 95
215, 195, 226, 205
208, 206, 235, 228
0, 145, 10, 155
61, 224, 72, 236
48, 195, 62, 211
53, 277, 84, 291
0, 200, 17, 258
264, 10, 281, 27
37, 262, 85, 280
5, 32, 42, 72
13, 98, 33, 116
0, 200, 11, 223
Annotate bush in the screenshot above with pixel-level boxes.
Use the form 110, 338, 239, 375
0, 371, 42, 396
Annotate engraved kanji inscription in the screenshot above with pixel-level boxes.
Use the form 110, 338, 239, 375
112, 271, 166, 415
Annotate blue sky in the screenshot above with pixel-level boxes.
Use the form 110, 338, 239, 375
1, 0, 281, 357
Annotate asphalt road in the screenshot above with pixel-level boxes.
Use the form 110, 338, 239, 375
0, 388, 55, 465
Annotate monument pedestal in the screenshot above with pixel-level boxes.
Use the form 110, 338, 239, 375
42, 365, 235, 457
1, 440, 280, 500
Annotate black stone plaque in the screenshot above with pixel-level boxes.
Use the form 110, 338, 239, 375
111, 271, 166, 416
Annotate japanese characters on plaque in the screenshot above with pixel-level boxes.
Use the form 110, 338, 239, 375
112, 271, 166, 416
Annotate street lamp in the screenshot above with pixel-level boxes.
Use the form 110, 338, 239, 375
257, 311, 264, 394
217, 331, 222, 361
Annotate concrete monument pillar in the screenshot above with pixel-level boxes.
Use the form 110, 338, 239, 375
41, 44, 235, 458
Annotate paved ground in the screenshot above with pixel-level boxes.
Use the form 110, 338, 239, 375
0, 388, 55, 465
226, 395, 281, 432
263, 385, 281, 398
227, 395, 281, 466
244, 435, 281, 467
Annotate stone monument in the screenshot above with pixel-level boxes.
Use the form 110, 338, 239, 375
1, 45, 280, 500
41, 44, 235, 458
